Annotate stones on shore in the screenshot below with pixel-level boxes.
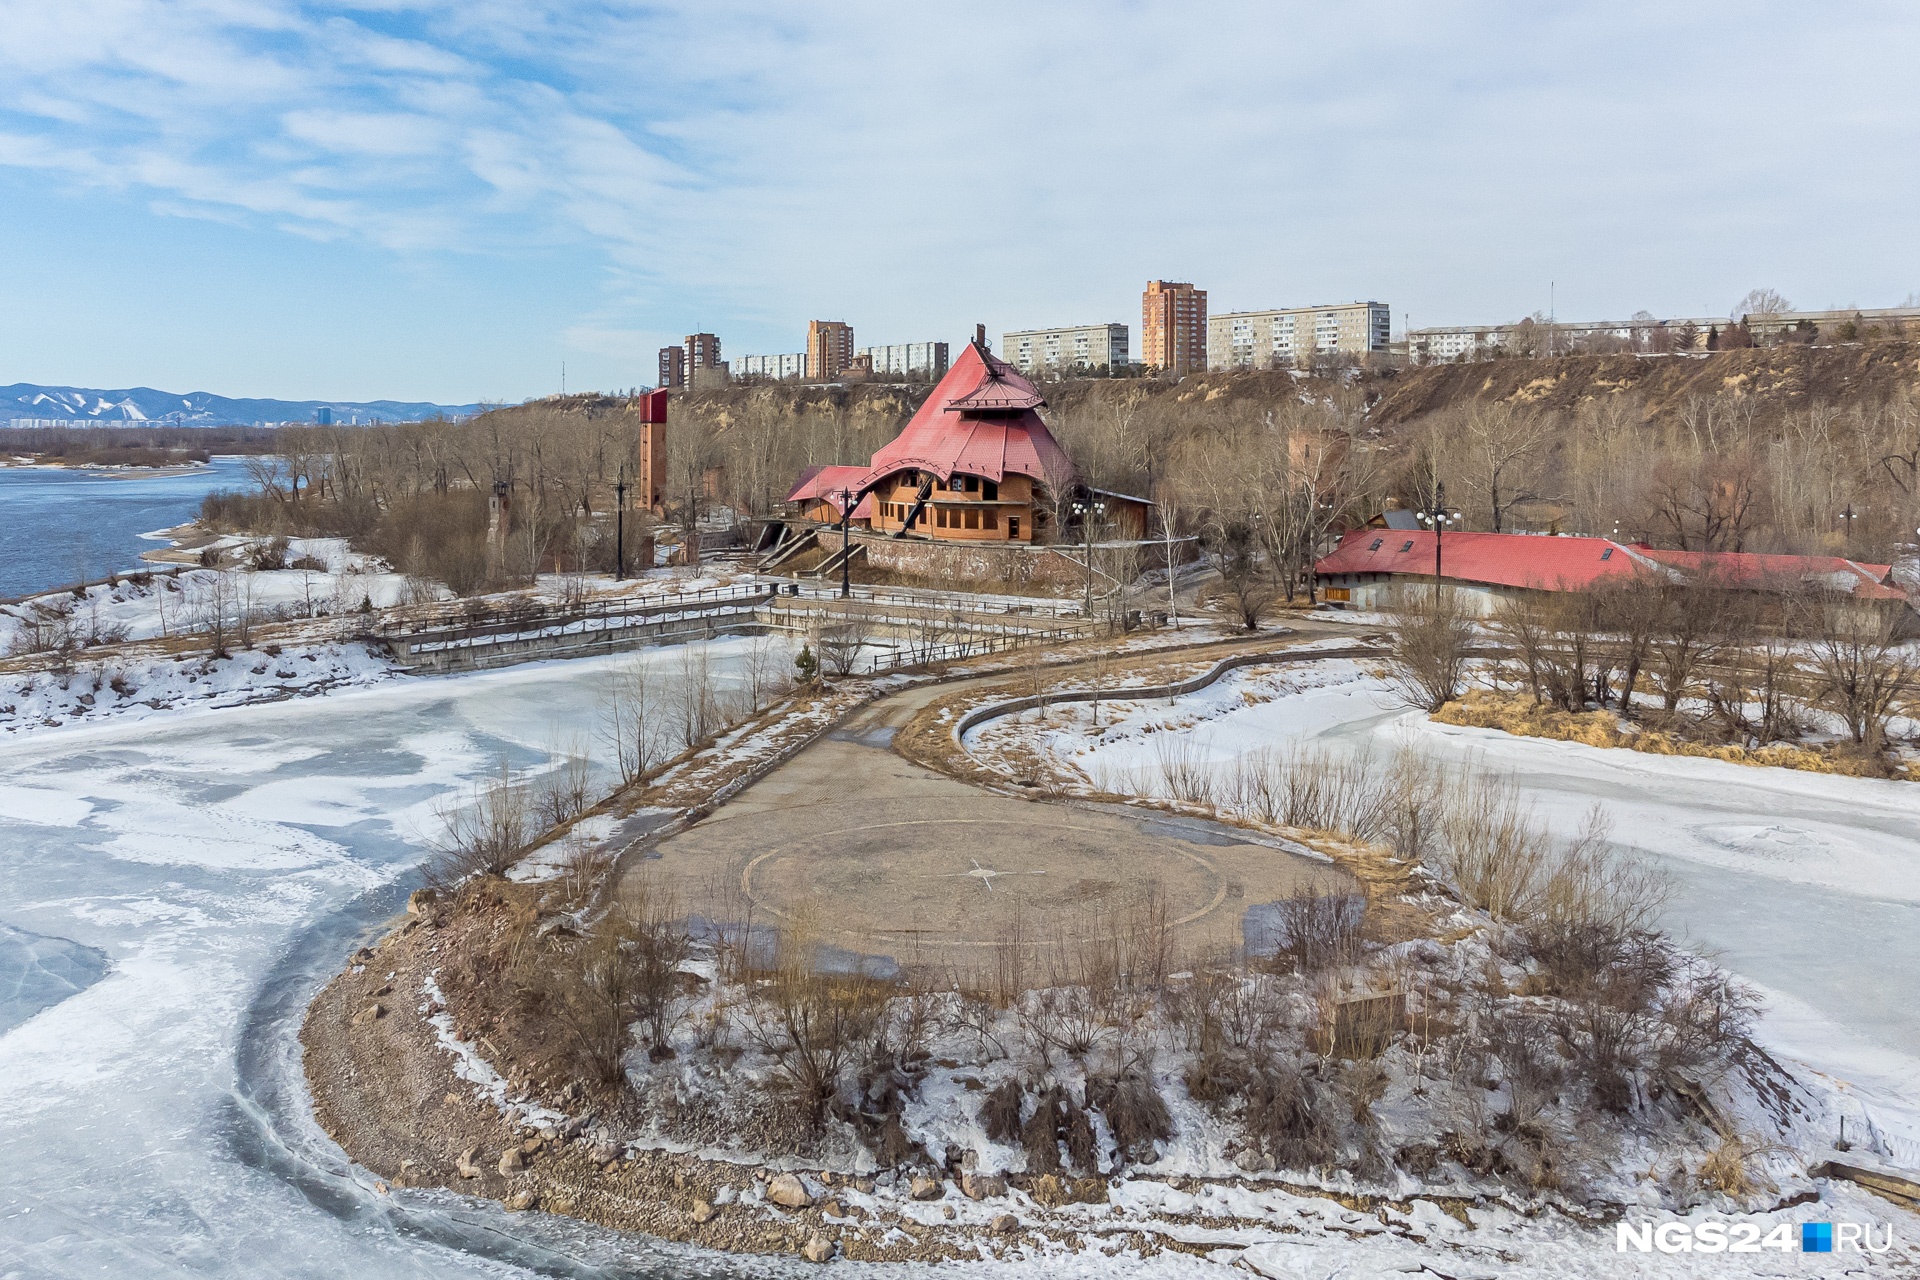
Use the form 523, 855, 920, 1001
961, 1172, 1006, 1200
1030, 1174, 1067, 1207
455, 1147, 482, 1179
991, 1212, 1020, 1234
504, 1190, 538, 1212
766, 1173, 812, 1208
908, 1173, 945, 1201
801, 1234, 833, 1263
498, 1146, 526, 1175
351, 1001, 387, 1026
587, 1140, 620, 1166
691, 1199, 717, 1224
407, 888, 436, 915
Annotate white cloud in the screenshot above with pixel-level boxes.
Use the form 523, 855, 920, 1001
1, 0, 1917, 394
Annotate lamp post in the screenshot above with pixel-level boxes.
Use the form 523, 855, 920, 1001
614, 463, 627, 581
840, 487, 853, 599
1416, 482, 1462, 602
1072, 496, 1107, 622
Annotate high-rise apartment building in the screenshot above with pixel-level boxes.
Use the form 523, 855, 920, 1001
1141, 281, 1207, 375
806, 320, 855, 380
684, 333, 722, 373
1206, 302, 1391, 370
735, 352, 807, 380
1001, 324, 1129, 374
657, 345, 685, 389
855, 341, 950, 378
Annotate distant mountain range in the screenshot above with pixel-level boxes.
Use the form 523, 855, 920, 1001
1, 382, 482, 426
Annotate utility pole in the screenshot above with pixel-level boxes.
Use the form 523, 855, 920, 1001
1073, 495, 1106, 623
840, 487, 852, 599
1417, 480, 1460, 597
614, 463, 628, 581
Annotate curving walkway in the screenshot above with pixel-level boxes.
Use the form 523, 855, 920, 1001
623, 635, 1371, 963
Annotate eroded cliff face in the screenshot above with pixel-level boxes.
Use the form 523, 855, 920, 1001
1364, 342, 1920, 428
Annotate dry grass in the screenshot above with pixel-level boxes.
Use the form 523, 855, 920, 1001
1435, 689, 1899, 779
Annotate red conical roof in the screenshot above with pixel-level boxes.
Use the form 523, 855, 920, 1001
855, 343, 1077, 495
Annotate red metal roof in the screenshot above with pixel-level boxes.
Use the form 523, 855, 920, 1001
853, 343, 1077, 496
1637, 549, 1906, 600
1316, 530, 1912, 603
785, 464, 874, 518
1315, 530, 1658, 591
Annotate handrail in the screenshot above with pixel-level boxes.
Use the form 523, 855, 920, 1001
951, 643, 1390, 743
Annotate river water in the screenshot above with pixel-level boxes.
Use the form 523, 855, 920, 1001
0, 457, 253, 600
0, 646, 824, 1280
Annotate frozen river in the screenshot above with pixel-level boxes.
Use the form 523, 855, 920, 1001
1049, 664, 1920, 1172
5, 650, 1916, 1277
0, 644, 821, 1279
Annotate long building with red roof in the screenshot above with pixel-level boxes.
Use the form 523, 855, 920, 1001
786, 338, 1147, 544
1315, 527, 1912, 624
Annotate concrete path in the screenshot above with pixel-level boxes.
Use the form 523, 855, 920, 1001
626, 637, 1355, 969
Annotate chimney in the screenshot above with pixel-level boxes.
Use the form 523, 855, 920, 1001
974, 323, 987, 350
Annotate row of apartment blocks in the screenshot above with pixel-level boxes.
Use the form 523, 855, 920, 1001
1411, 306, 1920, 362
1003, 285, 1391, 378
659, 321, 952, 387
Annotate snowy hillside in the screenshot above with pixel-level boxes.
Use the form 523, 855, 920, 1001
0, 382, 480, 426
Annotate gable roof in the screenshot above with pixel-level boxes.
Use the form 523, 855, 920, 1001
1317, 530, 1911, 603
1315, 529, 1659, 591
784, 464, 874, 518
1636, 549, 1905, 600
853, 343, 1077, 496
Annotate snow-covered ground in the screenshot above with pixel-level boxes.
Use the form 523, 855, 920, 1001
0, 638, 847, 1279
967, 661, 1920, 1176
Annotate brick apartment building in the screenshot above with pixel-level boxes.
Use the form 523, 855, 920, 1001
806, 320, 855, 381
1141, 280, 1207, 375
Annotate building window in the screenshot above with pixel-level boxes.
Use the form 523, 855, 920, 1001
985, 512, 998, 530
1008, 517, 1020, 539
1368, 538, 1383, 550
1401, 541, 1414, 552
1600, 548, 1614, 560
965, 509, 980, 530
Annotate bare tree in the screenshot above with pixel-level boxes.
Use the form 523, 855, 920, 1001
1386, 589, 1474, 711
1804, 600, 1915, 755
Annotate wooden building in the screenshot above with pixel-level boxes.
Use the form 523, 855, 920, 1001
785, 337, 1149, 543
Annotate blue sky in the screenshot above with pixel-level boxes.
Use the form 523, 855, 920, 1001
1, 1, 1916, 404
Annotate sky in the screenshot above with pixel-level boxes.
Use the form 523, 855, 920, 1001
1, 1, 1917, 405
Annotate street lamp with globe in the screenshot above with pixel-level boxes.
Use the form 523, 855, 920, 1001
1416, 482, 1463, 593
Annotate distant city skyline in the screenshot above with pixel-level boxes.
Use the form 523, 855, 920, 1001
1, 2, 1917, 403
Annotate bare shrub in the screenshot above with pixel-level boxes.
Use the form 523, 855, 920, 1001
1087, 1071, 1173, 1165
1264, 884, 1366, 974
1152, 735, 1217, 809
1804, 600, 1915, 755
246, 536, 290, 571
981, 1079, 1025, 1144
426, 760, 531, 886
621, 877, 696, 1057
1239, 1057, 1341, 1172
745, 921, 890, 1130
813, 618, 871, 678
1386, 589, 1474, 711
669, 644, 722, 748
547, 894, 689, 1087
599, 657, 669, 785
742, 634, 793, 711
534, 736, 594, 829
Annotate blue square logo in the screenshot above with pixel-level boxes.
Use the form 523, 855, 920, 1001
1803, 1222, 1833, 1253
